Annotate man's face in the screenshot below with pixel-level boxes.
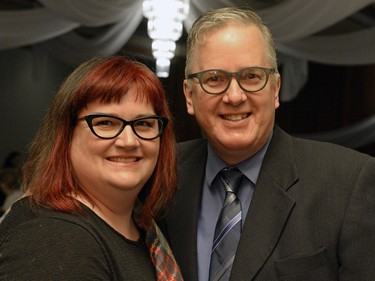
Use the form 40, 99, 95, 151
184, 24, 280, 165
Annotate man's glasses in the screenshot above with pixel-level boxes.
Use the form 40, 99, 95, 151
80, 114, 168, 140
187, 67, 276, 95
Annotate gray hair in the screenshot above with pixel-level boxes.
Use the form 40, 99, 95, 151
185, 7, 277, 76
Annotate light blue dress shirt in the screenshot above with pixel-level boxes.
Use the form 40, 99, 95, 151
197, 136, 272, 281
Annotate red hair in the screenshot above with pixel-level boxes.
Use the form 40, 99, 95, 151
22, 56, 176, 229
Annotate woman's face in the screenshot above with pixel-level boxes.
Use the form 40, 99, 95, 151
70, 87, 160, 204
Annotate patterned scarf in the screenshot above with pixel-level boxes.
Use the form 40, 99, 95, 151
145, 220, 184, 281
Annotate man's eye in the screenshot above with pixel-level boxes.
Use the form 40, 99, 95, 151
242, 70, 265, 81
245, 73, 257, 79
204, 73, 226, 84
209, 75, 221, 82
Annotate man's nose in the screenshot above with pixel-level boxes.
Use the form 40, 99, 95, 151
223, 77, 247, 105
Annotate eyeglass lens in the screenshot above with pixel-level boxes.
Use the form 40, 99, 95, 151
200, 68, 270, 94
89, 115, 163, 140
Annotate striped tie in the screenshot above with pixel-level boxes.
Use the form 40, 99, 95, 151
209, 167, 243, 281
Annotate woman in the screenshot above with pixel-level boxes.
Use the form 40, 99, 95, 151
0, 56, 183, 280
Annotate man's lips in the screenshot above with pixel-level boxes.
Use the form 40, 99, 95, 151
221, 113, 249, 121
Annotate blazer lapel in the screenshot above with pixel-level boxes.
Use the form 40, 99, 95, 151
230, 127, 298, 280
165, 139, 208, 281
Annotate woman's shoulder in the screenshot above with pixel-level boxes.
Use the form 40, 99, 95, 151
0, 198, 109, 275
0, 197, 100, 246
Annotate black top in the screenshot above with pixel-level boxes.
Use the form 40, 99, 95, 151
0, 197, 156, 281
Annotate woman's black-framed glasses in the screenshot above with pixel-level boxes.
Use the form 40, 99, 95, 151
80, 114, 168, 140
187, 66, 276, 95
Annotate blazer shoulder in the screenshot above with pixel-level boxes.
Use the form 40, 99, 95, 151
269, 127, 373, 180
292, 136, 372, 163
273, 126, 370, 159
177, 139, 207, 156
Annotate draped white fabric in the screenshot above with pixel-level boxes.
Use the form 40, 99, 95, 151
1, 0, 374, 98
0, 0, 144, 62
0, 0, 374, 148
297, 115, 375, 150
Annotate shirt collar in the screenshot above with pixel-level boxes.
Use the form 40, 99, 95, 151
205, 133, 272, 187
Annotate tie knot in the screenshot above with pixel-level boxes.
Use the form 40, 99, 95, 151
220, 167, 243, 195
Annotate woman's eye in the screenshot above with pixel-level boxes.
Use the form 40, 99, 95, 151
97, 120, 111, 126
93, 118, 118, 127
135, 120, 152, 127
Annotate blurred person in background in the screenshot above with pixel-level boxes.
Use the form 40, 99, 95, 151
0, 151, 22, 212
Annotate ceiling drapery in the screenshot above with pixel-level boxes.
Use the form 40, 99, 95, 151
1, 0, 374, 99
0, 0, 374, 149
0, 0, 144, 61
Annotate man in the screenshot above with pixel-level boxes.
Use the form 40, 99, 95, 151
161, 7, 375, 281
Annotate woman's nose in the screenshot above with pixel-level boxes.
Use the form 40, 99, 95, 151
114, 125, 140, 148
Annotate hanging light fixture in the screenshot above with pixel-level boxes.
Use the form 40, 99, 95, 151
143, 0, 189, 77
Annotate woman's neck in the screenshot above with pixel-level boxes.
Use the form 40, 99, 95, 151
75, 194, 140, 241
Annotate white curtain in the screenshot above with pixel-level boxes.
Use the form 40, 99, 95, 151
1, 0, 374, 148
0, 0, 144, 63
1, 0, 374, 97
297, 115, 375, 149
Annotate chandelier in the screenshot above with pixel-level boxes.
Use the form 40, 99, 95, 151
143, 0, 190, 77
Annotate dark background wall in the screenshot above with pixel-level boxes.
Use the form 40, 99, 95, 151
1, 46, 374, 167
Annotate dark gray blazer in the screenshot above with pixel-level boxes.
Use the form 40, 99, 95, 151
162, 126, 375, 281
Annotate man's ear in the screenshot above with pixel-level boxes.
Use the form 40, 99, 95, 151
274, 73, 281, 109
183, 79, 195, 115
